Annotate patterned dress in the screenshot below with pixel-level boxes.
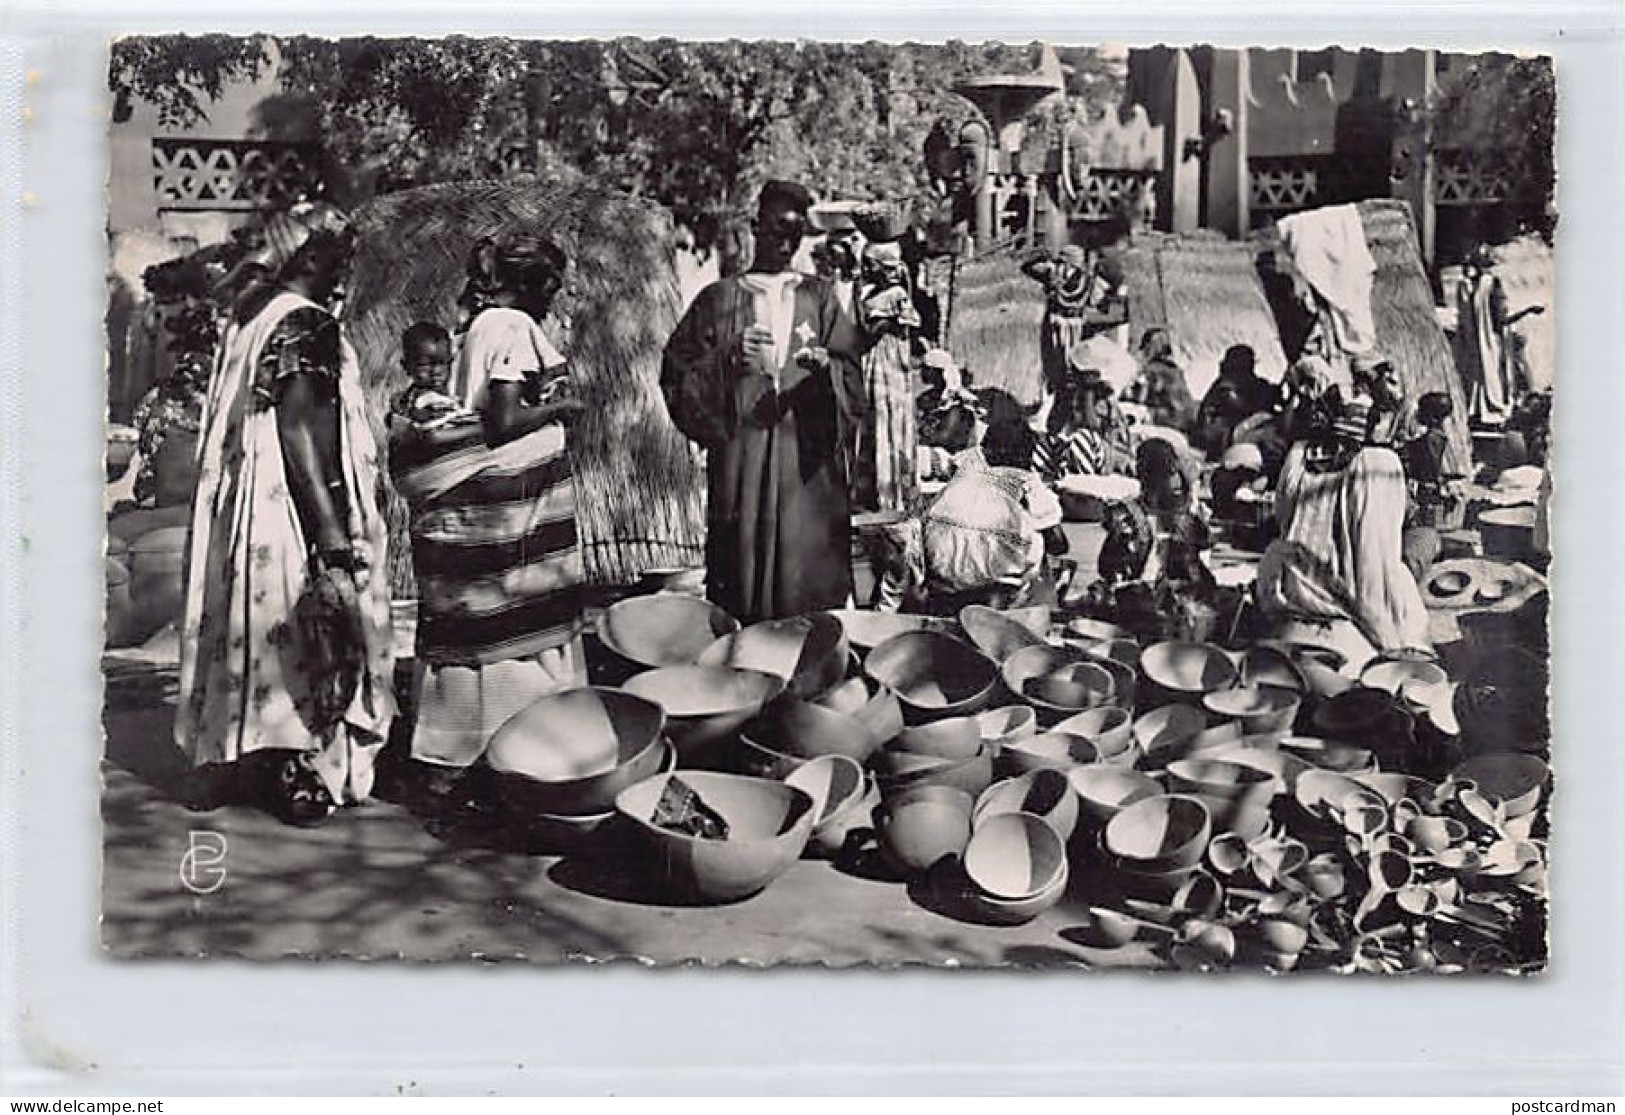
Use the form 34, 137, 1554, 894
175, 291, 396, 805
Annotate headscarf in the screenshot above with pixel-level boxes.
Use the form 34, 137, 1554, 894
246, 202, 351, 278
1287, 355, 1337, 401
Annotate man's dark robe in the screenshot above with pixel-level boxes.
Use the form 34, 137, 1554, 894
661, 274, 864, 622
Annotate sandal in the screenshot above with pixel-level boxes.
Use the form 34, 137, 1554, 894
266, 752, 337, 827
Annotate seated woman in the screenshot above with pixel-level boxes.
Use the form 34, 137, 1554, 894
1034, 362, 1136, 483
1123, 327, 1197, 433
1194, 345, 1278, 458
1256, 396, 1432, 668
892, 418, 1068, 614
1399, 391, 1466, 580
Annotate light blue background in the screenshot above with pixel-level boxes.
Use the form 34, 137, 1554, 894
2, 0, 1621, 1095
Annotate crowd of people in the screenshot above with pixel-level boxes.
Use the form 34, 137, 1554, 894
111, 177, 1551, 829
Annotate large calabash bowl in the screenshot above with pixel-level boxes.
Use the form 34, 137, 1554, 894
826, 609, 956, 655
487, 686, 669, 817
1140, 641, 1239, 705
864, 631, 999, 724
958, 604, 1048, 664
1202, 685, 1302, 738
964, 812, 1069, 924
698, 612, 850, 700
1103, 793, 1212, 874
597, 594, 739, 670
614, 771, 816, 902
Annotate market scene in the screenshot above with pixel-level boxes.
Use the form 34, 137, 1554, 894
102, 38, 1554, 971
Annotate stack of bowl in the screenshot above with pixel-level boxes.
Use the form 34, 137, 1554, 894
1067, 765, 1162, 849
973, 768, 1080, 844
614, 771, 817, 902
864, 631, 999, 724
1101, 794, 1213, 901
963, 812, 1070, 924
487, 687, 673, 841
1201, 684, 1302, 739
874, 716, 994, 798
1053, 705, 1137, 765
997, 730, 1099, 778
1131, 704, 1208, 766
973, 705, 1039, 758
1164, 757, 1279, 842
1001, 644, 1119, 726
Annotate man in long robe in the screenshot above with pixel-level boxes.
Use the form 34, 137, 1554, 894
662, 181, 865, 622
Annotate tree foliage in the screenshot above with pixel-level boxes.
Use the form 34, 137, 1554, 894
1431, 53, 1557, 235
109, 35, 1125, 249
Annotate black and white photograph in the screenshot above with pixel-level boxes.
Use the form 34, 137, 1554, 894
100, 35, 1555, 970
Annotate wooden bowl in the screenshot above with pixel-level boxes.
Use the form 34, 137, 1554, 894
1066, 617, 1131, 644
598, 595, 739, 669
1166, 758, 1279, 808
894, 716, 984, 761
877, 785, 974, 875
698, 612, 850, 700
973, 769, 1080, 844
1238, 645, 1309, 694
974, 705, 1039, 755
1053, 705, 1135, 763
998, 731, 1099, 777
1140, 641, 1239, 703
756, 695, 882, 763
965, 811, 1069, 900
622, 665, 785, 754
1453, 753, 1549, 819
486, 687, 667, 816
615, 771, 816, 902
1360, 656, 1448, 697
1067, 765, 1162, 830
879, 747, 995, 799
959, 604, 1048, 663
969, 868, 1068, 926
827, 609, 955, 653
864, 631, 998, 723
1132, 705, 1208, 758
785, 755, 873, 857
1104, 794, 1212, 874
1201, 685, 1302, 737
1002, 644, 1117, 724
811, 675, 905, 752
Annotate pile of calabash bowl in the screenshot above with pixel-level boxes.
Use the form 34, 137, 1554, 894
482, 592, 1548, 962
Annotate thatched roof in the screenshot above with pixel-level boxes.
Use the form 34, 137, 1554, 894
347, 179, 705, 596
1121, 231, 1289, 400
1352, 199, 1474, 472
946, 254, 1045, 403
947, 232, 1290, 406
